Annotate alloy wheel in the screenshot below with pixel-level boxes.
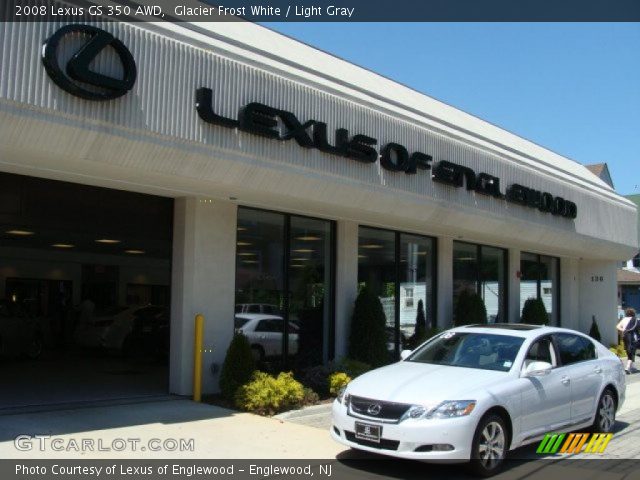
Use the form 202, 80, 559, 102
478, 420, 506, 470
598, 392, 615, 432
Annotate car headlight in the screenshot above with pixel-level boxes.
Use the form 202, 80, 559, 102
400, 400, 476, 421
336, 386, 350, 405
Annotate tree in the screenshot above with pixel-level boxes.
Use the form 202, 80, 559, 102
219, 333, 256, 401
589, 315, 602, 342
410, 299, 428, 348
348, 288, 389, 368
454, 290, 488, 326
521, 298, 548, 325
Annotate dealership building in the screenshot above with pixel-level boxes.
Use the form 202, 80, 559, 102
0, 13, 637, 405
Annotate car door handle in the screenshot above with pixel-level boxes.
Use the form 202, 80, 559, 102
594, 367, 603, 374
561, 376, 570, 385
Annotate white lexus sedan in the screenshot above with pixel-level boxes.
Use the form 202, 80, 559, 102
331, 324, 625, 476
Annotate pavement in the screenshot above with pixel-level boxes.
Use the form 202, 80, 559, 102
0, 370, 638, 480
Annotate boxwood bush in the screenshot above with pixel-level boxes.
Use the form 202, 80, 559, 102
454, 290, 487, 326
234, 371, 305, 415
521, 298, 548, 325
348, 288, 389, 368
219, 333, 256, 401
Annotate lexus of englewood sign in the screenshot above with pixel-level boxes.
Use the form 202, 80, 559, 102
196, 88, 578, 219
41, 24, 577, 220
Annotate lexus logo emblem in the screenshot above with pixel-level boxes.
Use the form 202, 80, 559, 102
42, 24, 137, 101
367, 404, 382, 416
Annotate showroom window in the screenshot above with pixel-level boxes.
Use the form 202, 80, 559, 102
633, 253, 640, 268
358, 227, 436, 361
234, 207, 335, 371
520, 252, 560, 325
453, 242, 508, 323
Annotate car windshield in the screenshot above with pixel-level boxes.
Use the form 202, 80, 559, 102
407, 332, 524, 372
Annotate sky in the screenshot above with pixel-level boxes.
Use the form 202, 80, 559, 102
265, 23, 640, 195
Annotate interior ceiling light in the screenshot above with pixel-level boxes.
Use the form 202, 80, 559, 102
52, 243, 74, 248
237, 226, 248, 231
295, 235, 321, 241
291, 257, 309, 261
5, 229, 34, 236
237, 252, 256, 256
292, 249, 314, 253
237, 241, 252, 246
457, 257, 475, 261
360, 244, 384, 249
291, 264, 305, 268
242, 260, 259, 264
95, 239, 120, 244
125, 249, 145, 254
358, 255, 367, 259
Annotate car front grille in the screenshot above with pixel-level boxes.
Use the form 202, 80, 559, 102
344, 431, 400, 450
348, 395, 412, 423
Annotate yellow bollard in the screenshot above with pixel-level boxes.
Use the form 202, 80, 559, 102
193, 314, 204, 402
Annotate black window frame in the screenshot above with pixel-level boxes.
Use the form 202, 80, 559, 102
358, 225, 438, 360
453, 240, 509, 323
235, 206, 337, 365
520, 252, 561, 326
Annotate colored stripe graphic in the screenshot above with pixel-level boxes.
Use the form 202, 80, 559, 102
584, 433, 613, 454
537, 433, 566, 454
560, 433, 589, 453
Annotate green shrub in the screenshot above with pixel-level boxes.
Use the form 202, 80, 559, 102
235, 371, 305, 415
329, 372, 351, 396
409, 299, 428, 348
302, 387, 320, 406
298, 364, 333, 397
348, 288, 389, 368
609, 341, 626, 358
454, 290, 487, 326
521, 298, 548, 325
335, 357, 371, 378
219, 333, 256, 401
589, 316, 602, 342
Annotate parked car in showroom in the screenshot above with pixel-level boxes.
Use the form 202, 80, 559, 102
331, 324, 625, 476
101, 305, 168, 356
234, 313, 298, 360
0, 300, 43, 359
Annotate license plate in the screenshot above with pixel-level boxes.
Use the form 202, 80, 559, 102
355, 422, 382, 443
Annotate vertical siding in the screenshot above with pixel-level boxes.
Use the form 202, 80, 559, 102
0, 16, 636, 248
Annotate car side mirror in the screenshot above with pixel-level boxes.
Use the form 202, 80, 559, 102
400, 349, 412, 361
523, 361, 553, 377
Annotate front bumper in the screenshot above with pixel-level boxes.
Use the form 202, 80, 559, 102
331, 400, 476, 462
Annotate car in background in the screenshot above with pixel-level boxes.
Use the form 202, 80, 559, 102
234, 313, 298, 360
0, 300, 42, 359
235, 303, 281, 315
101, 305, 168, 357
74, 305, 130, 348
332, 324, 625, 476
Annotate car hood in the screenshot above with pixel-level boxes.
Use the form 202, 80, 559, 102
347, 361, 509, 406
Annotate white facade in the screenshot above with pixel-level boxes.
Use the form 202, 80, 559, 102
0, 11, 637, 395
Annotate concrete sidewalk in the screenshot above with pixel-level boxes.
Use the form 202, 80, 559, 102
0, 398, 345, 459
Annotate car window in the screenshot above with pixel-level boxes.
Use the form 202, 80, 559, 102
525, 336, 556, 367
235, 305, 243, 313
248, 305, 261, 313
407, 332, 524, 372
553, 333, 596, 366
256, 319, 282, 333
234, 317, 249, 329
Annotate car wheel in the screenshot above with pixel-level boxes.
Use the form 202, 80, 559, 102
25, 334, 43, 359
592, 388, 616, 433
469, 413, 508, 477
251, 345, 265, 362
